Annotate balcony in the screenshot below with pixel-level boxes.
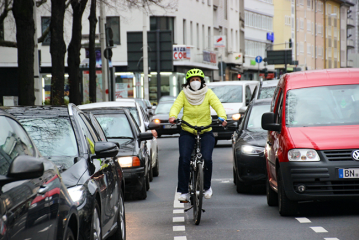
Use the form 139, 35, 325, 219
213, 0, 219, 9
347, 18, 355, 28
347, 59, 353, 67
347, 39, 354, 48
346, 0, 355, 6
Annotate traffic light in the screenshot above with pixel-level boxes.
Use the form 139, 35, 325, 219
237, 74, 241, 80
289, 38, 292, 48
105, 26, 114, 47
264, 68, 268, 79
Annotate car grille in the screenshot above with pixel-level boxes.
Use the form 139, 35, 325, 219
322, 150, 354, 161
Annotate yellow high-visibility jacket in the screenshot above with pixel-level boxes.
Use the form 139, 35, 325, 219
169, 89, 227, 135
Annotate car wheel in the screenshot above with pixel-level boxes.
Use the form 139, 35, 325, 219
278, 172, 298, 216
236, 174, 251, 193
109, 190, 126, 240
136, 176, 147, 200
90, 200, 102, 240
266, 177, 278, 206
64, 226, 75, 240
149, 162, 153, 182
153, 149, 159, 177
146, 170, 150, 191
233, 168, 237, 185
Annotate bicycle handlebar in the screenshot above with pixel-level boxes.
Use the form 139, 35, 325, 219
175, 119, 226, 132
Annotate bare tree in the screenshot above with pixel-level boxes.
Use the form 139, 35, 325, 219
12, 0, 35, 105
88, 0, 97, 103
68, 0, 89, 105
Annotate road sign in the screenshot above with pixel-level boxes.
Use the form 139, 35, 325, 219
255, 56, 262, 63
214, 36, 226, 48
266, 50, 292, 65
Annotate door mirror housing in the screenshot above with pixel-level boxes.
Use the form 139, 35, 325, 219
261, 112, 281, 131
7, 155, 44, 180
94, 142, 119, 158
147, 122, 161, 130
138, 132, 154, 141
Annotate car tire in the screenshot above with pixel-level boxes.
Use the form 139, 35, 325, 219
136, 176, 147, 200
153, 148, 159, 177
266, 177, 278, 206
233, 168, 237, 185
65, 226, 75, 240
90, 200, 102, 240
278, 172, 298, 216
146, 171, 150, 191
109, 190, 126, 240
149, 162, 153, 182
236, 175, 251, 193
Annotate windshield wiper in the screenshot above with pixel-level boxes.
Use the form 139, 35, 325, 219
107, 137, 134, 139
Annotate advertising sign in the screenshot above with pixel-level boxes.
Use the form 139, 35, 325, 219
173, 45, 191, 60
214, 36, 226, 48
203, 51, 217, 65
230, 52, 243, 64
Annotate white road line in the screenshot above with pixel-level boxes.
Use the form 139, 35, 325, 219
173, 209, 184, 214
296, 217, 311, 223
173, 226, 186, 231
174, 237, 187, 240
174, 191, 184, 208
173, 217, 185, 223
324, 238, 339, 240
310, 227, 328, 233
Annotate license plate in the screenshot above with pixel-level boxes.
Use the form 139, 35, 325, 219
339, 168, 359, 178
213, 132, 218, 137
164, 125, 177, 129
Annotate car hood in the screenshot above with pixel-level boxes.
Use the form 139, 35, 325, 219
116, 139, 136, 156
240, 130, 267, 147
287, 125, 359, 150
211, 102, 245, 116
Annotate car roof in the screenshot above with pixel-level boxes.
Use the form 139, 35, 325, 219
251, 98, 272, 106
206, 80, 259, 85
80, 108, 127, 114
261, 79, 279, 87
2, 105, 69, 117
79, 101, 136, 110
283, 68, 359, 90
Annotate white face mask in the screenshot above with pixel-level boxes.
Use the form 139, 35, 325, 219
190, 81, 201, 91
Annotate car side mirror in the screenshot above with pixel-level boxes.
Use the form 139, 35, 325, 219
147, 122, 161, 130
261, 112, 281, 131
6, 155, 44, 180
110, 141, 121, 149
227, 121, 238, 130
138, 132, 153, 141
93, 142, 119, 158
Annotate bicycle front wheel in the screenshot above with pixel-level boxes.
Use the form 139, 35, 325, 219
193, 162, 203, 225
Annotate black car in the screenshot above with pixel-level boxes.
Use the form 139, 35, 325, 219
5, 104, 126, 240
231, 99, 271, 193
151, 101, 183, 137
0, 110, 79, 240
79, 106, 153, 200
250, 79, 279, 101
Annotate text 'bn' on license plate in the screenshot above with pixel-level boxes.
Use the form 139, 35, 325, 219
339, 168, 359, 178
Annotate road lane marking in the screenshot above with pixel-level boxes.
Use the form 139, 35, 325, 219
173, 226, 185, 231
310, 227, 328, 233
174, 237, 187, 240
173, 217, 185, 222
324, 238, 339, 240
173, 209, 184, 214
174, 191, 184, 208
296, 217, 311, 223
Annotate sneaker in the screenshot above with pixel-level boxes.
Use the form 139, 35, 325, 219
178, 193, 189, 202
204, 187, 213, 199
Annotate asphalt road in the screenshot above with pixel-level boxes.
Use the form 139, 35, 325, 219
125, 136, 359, 240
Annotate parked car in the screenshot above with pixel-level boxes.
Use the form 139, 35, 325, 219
231, 99, 272, 193
206, 81, 258, 145
5, 104, 126, 240
0, 110, 79, 240
158, 95, 176, 103
134, 98, 154, 117
78, 103, 153, 199
262, 69, 359, 216
112, 99, 159, 178
251, 79, 279, 101
151, 100, 183, 137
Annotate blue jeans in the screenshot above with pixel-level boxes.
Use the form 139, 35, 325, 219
177, 130, 215, 193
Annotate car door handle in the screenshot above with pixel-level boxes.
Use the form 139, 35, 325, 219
267, 141, 272, 146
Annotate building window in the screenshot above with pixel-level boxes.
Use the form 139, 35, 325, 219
0, 21, 3, 41
224, 0, 228, 20
196, 23, 199, 49
41, 17, 51, 45
183, 19, 186, 44
106, 16, 120, 45
150, 16, 175, 42
190, 21, 193, 45
208, 27, 211, 50
202, 25, 205, 50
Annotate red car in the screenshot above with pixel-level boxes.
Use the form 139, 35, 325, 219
261, 69, 359, 216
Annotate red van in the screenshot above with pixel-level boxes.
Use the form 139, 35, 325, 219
261, 69, 359, 216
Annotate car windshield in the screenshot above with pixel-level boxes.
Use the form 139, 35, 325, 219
286, 84, 359, 127
20, 117, 78, 167
123, 107, 140, 126
258, 86, 276, 99
95, 114, 134, 145
155, 102, 183, 114
246, 104, 270, 131
207, 85, 243, 103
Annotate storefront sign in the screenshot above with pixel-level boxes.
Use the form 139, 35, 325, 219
214, 36, 226, 48
230, 52, 243, 64
115, 83, 129, 98
203, 51, 217, 65
173, 45, 191, 60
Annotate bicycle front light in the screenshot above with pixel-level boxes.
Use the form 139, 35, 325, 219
117, 156, 141, 168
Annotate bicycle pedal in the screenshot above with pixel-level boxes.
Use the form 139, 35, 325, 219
180, 200, 189, 203
184, 206, 193, 212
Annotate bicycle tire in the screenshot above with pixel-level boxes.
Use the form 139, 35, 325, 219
193, 162, 203, 225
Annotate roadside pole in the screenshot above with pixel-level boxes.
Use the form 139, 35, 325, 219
33, 0, 42, 105
99, 1, 108, 101
142, 1, 149, 100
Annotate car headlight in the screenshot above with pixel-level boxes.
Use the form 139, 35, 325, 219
287, 149, 320, 161
68, 185, 86, 206
241, 145, 264, 155
116, 156, 141, 168
228, 113, 241, 121
153, 119, 160, 124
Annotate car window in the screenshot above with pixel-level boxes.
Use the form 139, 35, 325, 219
128, 112, 141, 135
0, 116, 35, 175
125, 107, 141, 126
95, 114, 135, 145
286, 84, 359, 127
90, 113, 107, 142
20, 117, 78, 158
246, 104, 271, 131
77, 114, 98, 154
245, 85, 252, 103
271, 85, 281, 112
155, 102, 183, 114
258, 86, 276, 99
140, 107, 149, 122
207, 85, 243, 103
275, 92, 284, 124
251, 85, 258, 101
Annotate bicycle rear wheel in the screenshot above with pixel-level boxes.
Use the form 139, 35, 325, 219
193, 162, 203, 225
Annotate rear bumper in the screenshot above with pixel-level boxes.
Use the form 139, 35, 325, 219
211, 125, 233, 140
123, 167, 145, 194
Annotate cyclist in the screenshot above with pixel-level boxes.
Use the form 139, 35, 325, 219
169, 68, 227, 202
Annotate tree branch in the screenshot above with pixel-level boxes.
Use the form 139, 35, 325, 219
0, 40, 17, 48
38, 25, 50, 43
